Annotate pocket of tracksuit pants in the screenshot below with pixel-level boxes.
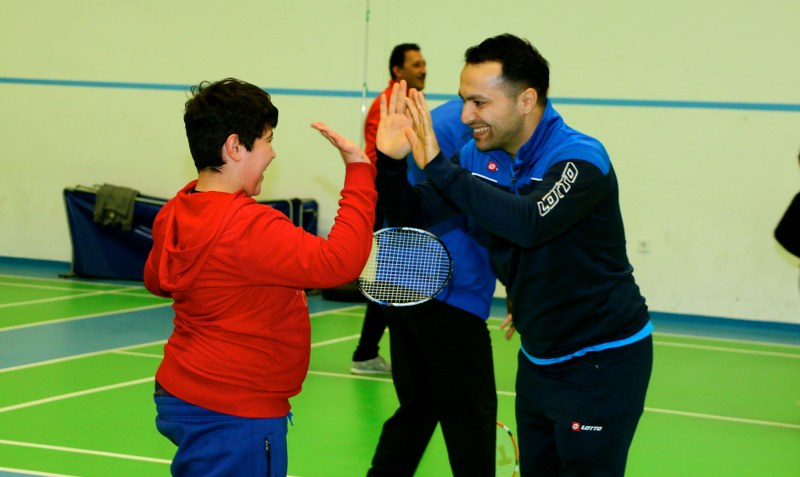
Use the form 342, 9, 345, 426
264, 437, 272, 476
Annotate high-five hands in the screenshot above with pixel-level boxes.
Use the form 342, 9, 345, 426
312, 122, 371, 165
376, 81, 413, 160
405, 86, 441, 169
376, 80, 441, 169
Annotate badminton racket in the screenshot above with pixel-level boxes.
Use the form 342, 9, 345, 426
496, 421, 520, 477
357, 227, 452, 306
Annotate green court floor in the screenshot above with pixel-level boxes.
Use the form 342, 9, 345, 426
0, 266, 798, 476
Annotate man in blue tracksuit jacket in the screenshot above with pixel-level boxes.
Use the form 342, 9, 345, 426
367, 99, 499, 477
375, 34, 653, 476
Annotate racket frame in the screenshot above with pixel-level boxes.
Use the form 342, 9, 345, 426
496, 421, 520, 477
357, 226, 453, 307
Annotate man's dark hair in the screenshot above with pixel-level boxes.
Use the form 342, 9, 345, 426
464, 34, 549, 106
389, 43, 421, 79
183, 78, 279, 172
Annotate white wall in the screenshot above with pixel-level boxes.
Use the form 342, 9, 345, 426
1, 0, 798, 323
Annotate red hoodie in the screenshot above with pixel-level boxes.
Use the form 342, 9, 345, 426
144, 162, 376, 418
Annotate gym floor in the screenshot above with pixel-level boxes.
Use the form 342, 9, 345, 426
0, 257, 798, 476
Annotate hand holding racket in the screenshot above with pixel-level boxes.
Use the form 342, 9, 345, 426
357, 227, 452, 306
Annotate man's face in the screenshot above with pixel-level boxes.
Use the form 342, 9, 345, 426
459, 62, 527, 155
395, 50, 426, 91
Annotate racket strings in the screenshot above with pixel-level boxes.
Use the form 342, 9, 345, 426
496, 423, 519, 477
359, 229, 451, 305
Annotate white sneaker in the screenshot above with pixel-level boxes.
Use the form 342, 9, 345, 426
351, 356, 392, 375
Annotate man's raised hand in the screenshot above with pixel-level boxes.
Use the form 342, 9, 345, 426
376, 81, 413, 160
405, 88, 440, 169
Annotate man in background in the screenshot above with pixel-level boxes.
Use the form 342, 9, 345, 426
367, 97, 498, 476
351, 43, 427, 375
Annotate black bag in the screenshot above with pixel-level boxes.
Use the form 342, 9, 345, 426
775, 192, 800, 258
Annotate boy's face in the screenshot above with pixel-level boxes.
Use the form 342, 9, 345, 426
241, 128, 276, 197
459, 62, 526, 155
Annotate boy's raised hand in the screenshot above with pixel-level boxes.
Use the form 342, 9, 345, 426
312, 122, 371, 165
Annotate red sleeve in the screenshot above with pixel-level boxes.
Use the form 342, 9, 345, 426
143, 202, 173, 298
237, 161, 378, 289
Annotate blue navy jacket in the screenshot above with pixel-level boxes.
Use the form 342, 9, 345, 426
377, 100, 650, 360
399, 99, 496, 320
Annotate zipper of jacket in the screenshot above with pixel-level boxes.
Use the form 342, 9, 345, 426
510, 155, 520, 194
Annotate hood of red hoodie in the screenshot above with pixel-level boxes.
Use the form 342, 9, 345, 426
155, 181, 252, 293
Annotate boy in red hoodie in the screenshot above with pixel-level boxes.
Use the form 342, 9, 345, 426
144, 78, 376, 476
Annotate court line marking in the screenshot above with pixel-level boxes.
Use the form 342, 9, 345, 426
485, 325, 799, 359
304, 371, 800, 430
306, 370, 515, 392
1, 301, 362, 334
0, 340, 168, 374
0, 461, 304, 477
3, 370, 797, 432
0, 279, 144, 293
0, 378, 154, 414
655, 340, 800, 358
2, 349, 798, 433
0, 307, 367, 373
113, 350, 163, 359
311, 305, 365, 317
308, 370, 393, 383
485, 317, 800, 349
2, 320, 794, 379
114, 334, 366, 357
0, 466, 80, 477
0, 287, 158, 310
652, 331, 800, 350
2, 305, 797, 430
6, 275, 793, 351
3, 278, 792, 470
0, 440, 170, 464
113, 334, 365, 359
642, 407, 800, 430
310, 334, 361, 347
486, 320, 800, 352
336, 309, 369, 317
4, 322, 791, 376
0, 302, 173, 332
2, 287, 155, 300
3, 274, 798, 349
0, 274, 131, 287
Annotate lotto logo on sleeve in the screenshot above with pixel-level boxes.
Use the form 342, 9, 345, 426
538, 162, 579, 216
571, 422, 603, 432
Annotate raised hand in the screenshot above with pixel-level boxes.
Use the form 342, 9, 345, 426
311, 122, 370, 165
405, 88, 441, 169
376, 81, 414, 160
